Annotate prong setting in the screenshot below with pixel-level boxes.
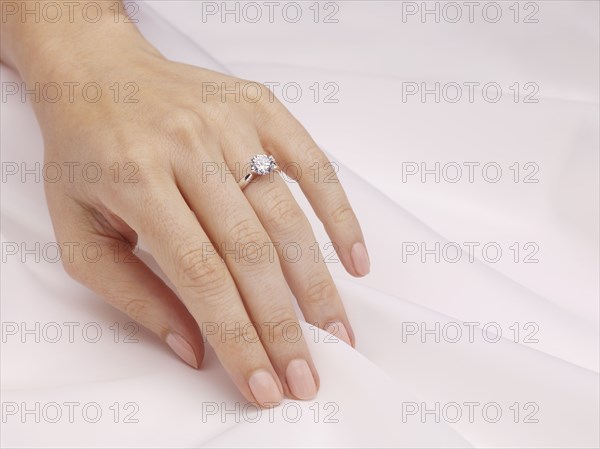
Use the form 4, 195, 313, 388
250, 154, 277, 175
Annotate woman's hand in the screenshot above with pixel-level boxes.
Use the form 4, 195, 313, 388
1, 2, 369, 406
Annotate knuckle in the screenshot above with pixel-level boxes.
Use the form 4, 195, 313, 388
162, 109, 204, 134
251, 82, 277, 105
264, 305, 296, 330
226, 218, 271, 266
218, 321, 248, 345
257, 82, 272, 97
305, 276, 335, 306
263, 188, 305, 234
254, 85, 286, 122
121, 298, 148, 320
228, 218, 264, 245
176, 247, 229, 295
296, 140, 324, 166
330, 202, 356, 224
161, 109, 206, 145
237, 240, 264, 266
262, 306, 300, 342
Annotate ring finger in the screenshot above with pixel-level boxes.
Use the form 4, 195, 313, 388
222, 132, 355, 346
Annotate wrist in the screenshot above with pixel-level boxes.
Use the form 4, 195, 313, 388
1, 1, 160, 83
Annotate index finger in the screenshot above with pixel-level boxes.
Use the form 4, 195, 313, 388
111, 170, 284, 407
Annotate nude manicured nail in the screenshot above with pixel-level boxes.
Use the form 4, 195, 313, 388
351, 242, 370, 276
249, 370, 282, 406
286, 359, 317, 400
166, 332, 198, 369
325, 321, 351, 346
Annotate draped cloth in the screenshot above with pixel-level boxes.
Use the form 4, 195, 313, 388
1, 2, 598, 447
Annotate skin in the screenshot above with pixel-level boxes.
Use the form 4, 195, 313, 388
0, 1, 370, 405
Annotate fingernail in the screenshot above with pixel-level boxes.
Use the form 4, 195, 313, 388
286, 359, 317, 400
248, 370, 282, 406
325, 321, 351, 346
351, 242, 370, 276
166, 332, 199, 369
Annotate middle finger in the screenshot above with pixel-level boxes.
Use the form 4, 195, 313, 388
175, 146, 319, 400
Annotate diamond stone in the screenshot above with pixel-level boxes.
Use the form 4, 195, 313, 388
250, 154, 276, 175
